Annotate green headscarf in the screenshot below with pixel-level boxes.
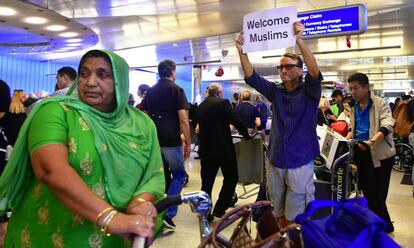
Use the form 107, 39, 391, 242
0, 49, 163, 212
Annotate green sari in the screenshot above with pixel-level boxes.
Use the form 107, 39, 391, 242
0, 50, 165, 247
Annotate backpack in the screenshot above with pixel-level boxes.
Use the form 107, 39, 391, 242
0, 127, 12, 175
393, 100, 414, 137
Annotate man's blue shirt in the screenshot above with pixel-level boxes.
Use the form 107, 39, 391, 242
245, 71, 323, 169
354, 99, 372, 141
234, 102, 260, 128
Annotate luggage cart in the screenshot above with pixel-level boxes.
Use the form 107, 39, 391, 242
315, 128, 360, 201
133, 192, 302, 248
232, 131, 267, 199
313, 138, 361, 219
330, 139, 361, 202
294, 140, 400, 248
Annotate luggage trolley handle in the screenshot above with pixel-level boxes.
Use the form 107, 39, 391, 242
132, 194, 183, 248
231, 130, 260, 139
132, 191, 212, 248
348, 139, 367, 196
347, 139, 369, 164
347, 139, 358, 163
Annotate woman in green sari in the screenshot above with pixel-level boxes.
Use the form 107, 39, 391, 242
0, 50, 165, 247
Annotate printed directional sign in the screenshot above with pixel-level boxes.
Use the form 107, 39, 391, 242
298, 4, 367, 39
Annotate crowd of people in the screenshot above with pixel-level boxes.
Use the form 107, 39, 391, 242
0, 20, 412, 247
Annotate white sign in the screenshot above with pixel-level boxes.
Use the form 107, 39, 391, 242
243, 6, 297, 53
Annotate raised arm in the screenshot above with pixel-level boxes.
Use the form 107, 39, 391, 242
235, 32, 277, 102
235, 32, 254, 78
294, 21, 319, 79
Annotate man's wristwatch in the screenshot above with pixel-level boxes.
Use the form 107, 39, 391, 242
369, 138, 376, 144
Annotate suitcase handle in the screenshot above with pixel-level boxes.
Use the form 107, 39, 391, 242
295, 197, 367, 221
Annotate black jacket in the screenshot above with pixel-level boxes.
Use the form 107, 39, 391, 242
196, 96, 249, 157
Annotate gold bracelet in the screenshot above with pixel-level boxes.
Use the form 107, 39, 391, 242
136, 198, 147, 203
95, 207, 114, 225
98, 209, 116, 229
102, 211, 117, 236
101, 210, 118, 236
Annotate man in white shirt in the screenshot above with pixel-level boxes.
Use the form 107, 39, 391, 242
51, 66, 77, 96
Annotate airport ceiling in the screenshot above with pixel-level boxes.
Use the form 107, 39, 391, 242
13, 0, 414, 91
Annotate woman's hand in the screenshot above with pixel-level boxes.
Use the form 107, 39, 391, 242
103, 197, 158, 243
126, 199, 157, 242
127, 200, 157, 222
106, 212, 156, 241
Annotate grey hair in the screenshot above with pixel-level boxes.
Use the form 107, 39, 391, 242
208, 83, 222, 96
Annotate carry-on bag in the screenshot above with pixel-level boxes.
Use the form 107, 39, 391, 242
199, 201, 303, 248
295, 197, 400, 248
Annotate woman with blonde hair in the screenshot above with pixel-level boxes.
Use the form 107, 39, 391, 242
317, 96, 334, 126
0, 86, 26, 147
9, 90, 25, 114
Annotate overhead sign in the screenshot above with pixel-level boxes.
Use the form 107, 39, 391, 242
243, 6, 297, 53
298, 4, 367, 39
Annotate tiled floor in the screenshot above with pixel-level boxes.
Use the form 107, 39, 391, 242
152, 152, 414, 248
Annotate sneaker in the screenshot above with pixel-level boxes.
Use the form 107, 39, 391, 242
163, 216, 176, 230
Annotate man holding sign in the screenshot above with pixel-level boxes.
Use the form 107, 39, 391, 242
235, 20, 323, 227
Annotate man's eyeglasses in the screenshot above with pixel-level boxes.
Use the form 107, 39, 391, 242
276, 64, 300, 71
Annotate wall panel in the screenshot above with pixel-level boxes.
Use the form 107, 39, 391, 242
0, 54, 78, 95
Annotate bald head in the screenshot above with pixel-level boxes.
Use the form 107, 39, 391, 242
208, 83, 223, 97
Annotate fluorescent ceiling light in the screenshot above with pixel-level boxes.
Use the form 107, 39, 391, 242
46, 25, 67, 31
66, 38, 82, 43
0, 7, 17, 16
66, 43, 82, 47
59, 32, 79, 38
57, 47, 74, 51
24, 17, 48, 24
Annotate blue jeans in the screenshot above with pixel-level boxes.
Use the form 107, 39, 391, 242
161, 146, 186, 218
